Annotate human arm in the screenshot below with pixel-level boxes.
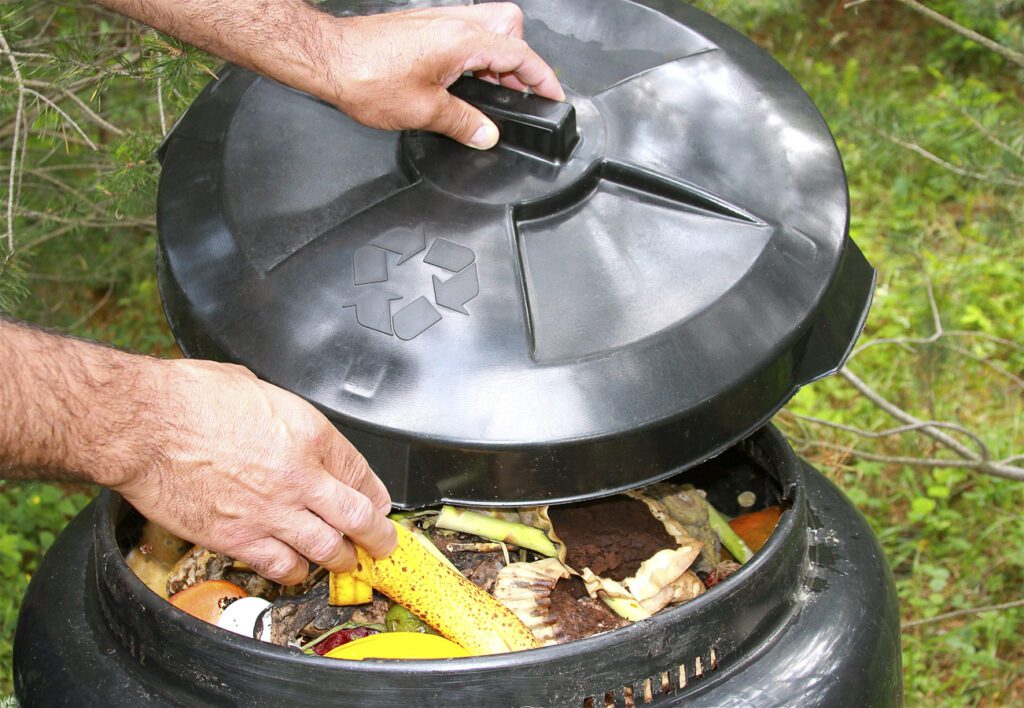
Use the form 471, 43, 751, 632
0, 318, 396, 584
92, 0, 564, 148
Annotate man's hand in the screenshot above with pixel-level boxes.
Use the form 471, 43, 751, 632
114, 359, 396, 585
325, 5, 565, 148
93, 1, 563, 149
0, 320, 396, 585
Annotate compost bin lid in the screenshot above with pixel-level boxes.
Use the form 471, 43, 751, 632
156, 0, 874, 508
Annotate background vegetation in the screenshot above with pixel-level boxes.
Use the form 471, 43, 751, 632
1, 0, 1021, 703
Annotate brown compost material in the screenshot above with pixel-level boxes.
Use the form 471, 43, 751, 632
549, 575, 628, 641
550, 496, 677, 581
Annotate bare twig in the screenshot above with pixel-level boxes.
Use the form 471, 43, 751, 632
800, 259, 1024, 482
958, 107, 1024, 165
157, 75, 168, 134
841, 367, 980, 460
67, 282, 115, 330
851, 267, 942, 359
894, 0, 1024, 68
0, 22, 26, 256
817, 368, 1024, 481
790, 413, 992, 455
783, 438, 1024, 480
851, 271, 1024, 373
943, 331, 1024, 355
940, 342, 1024, 391
844, 1, 1024, 68
18, 223, 78, 252
902, 598, 1024, 630
18, 209, 153, 229
29, 6, 60, 43
61, 90, 125, 137
873, 125, 1024, 189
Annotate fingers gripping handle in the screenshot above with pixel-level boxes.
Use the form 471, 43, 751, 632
449, 77, 579, 161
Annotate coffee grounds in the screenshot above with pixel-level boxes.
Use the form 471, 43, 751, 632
549, 495, 676, 581
549, 575, 628, 641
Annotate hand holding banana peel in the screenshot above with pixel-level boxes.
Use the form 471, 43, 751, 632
329, 520, 540, 655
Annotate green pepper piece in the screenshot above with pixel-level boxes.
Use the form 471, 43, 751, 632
385, 602, 438, 634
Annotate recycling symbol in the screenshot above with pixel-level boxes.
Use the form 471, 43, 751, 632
343, 225, 480, 341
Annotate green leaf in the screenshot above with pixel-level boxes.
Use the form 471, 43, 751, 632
910, 497, 937, 518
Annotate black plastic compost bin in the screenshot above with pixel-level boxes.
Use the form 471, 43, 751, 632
14, 1, 902, 705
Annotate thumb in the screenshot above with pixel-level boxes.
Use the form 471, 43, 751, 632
429, 91, 499, 149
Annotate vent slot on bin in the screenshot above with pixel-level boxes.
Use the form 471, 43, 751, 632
582, 647, 720, 707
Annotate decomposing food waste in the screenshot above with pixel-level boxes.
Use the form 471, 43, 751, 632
126, 483, 783, 660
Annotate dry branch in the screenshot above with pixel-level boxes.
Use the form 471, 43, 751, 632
902, 598, 1024, 630
894, 0, 1024, 68
871, 125, 1024, 190
789, 260, 1024, 483
844, 0, 1024, 68
0, 23, 26, 257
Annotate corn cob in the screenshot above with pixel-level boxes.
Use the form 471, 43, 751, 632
329, 521, 541, 655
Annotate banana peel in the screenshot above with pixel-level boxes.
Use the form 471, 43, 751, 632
492, 558, 571, 646
329, 521, 540, 655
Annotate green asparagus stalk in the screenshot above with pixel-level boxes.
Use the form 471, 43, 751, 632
435, 506, 559, 558
705, 502, 754, 564
600, 595, 653, 621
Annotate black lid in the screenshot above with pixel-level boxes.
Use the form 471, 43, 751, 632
156, 0, 874, 508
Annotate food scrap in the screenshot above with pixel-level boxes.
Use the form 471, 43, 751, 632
128, 484, 783, 659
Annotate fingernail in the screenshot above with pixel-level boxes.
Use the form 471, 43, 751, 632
469, 121, 499, 150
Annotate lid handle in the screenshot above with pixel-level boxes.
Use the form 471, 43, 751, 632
449, 77, 579, 161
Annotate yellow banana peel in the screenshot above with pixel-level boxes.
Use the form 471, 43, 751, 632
329, 521, 541, 655
328, 556, 372, 605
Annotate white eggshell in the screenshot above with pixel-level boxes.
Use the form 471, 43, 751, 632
216, 596, 272, 642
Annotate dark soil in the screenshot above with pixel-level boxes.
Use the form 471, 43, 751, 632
550, 495, 676, 581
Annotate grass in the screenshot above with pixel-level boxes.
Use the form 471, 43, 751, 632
704, 1, 1024, 703
1, 0, 1022, 702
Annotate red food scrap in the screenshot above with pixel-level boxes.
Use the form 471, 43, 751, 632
312, 627, 380, 656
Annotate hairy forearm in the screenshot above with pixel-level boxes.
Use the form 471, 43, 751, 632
92, 1, 562, 148
0, 318, 165, 487
1, 317, 397, 579
94, 0, 341, 102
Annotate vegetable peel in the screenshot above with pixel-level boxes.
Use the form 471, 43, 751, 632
329, 521, 540, 655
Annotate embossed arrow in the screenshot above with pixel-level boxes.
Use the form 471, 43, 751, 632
343, 286, 402, 335
433, 263, 479, 315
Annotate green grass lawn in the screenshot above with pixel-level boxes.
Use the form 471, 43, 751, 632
2, 0, 1022, 702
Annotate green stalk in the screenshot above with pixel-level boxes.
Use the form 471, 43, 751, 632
435, 505, 559, 558
600, 595, 652, 622
705, 502, 754, 564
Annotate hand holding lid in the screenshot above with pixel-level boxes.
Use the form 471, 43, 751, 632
320, 5, 564, 149
449, 77, 579, 161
